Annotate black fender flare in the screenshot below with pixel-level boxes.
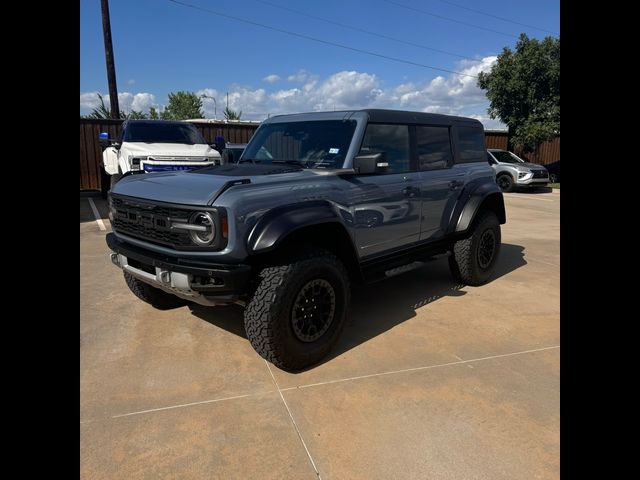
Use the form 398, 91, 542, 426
247, 201, 351, 254
450, 180, 506, 234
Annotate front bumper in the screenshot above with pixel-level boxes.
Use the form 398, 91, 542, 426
106, 233, 251, 306
516, 177, 549, 187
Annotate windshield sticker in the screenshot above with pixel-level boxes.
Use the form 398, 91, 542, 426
329, 148, 340, 154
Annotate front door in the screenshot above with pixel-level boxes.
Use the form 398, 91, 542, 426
350, 124, 421, 258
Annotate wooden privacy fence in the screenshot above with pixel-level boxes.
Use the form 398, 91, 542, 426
80, 119, 560, 191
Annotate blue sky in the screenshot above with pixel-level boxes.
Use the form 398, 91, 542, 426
80, 0, 559, 128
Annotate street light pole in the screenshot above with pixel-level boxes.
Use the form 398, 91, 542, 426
200, 94, 217, 118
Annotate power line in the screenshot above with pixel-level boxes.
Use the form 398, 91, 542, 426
431, 0, 559, 35
167, 0, 479, 78
383, 0, 519, 39
253, 0, 471, 60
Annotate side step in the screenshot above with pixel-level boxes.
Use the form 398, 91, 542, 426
384, 261, 426, 278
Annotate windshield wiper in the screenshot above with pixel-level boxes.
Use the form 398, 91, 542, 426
272, 160, 308, 167
237, 158, 261, 164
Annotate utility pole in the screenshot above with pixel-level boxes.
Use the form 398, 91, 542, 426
100, 0, 120, 119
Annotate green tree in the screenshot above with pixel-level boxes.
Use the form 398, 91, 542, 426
149, 107, 159, 119
478, 33, 560, 154
161, 91, 204, 120
223, 106, 242, 120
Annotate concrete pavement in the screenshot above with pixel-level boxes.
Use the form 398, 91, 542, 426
80, 189, 559, 479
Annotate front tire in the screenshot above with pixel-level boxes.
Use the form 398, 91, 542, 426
497, 174, 514, 192
244, 248, 350, 371
449, 210, 501, 286
124, 272, 187, 310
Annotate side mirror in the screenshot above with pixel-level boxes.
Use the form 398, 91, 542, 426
212, 135, 226, 152
99, 132, 110, 149
353, 152, 388, 174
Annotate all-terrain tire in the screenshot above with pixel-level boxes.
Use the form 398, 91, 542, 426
449, 210, 501, 286
244, 248, 350, 371
124, 272, 187, 310
497, 173, 514, 192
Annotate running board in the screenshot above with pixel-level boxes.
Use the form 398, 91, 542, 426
384, 261, 426, 277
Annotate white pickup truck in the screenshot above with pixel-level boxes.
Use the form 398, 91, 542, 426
100, 120, 222, 188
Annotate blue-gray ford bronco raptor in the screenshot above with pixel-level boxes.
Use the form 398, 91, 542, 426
106, 109, 506, 370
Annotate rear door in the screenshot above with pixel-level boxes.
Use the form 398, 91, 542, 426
350, 123, 421, 258
415, 125, 463, 240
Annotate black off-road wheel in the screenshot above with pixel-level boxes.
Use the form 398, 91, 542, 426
124, 272, 187, 310
244, 248, 350, 371
497, 173, 514, 192
449, 210, 501, 286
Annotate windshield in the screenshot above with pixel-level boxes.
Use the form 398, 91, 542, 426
241, 120, 357, 168
491, 151, 524, 164
124, 123, 207, 144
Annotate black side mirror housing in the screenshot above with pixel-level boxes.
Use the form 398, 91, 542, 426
353, 152, 388, 174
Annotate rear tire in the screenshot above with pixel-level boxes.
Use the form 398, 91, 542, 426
449, 210, 501, 286
244, 248, 350, 371
497, 174, 514, 192
124, 272, 187, 310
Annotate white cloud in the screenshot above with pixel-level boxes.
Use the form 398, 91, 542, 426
262, 74, 280, 84
79, 91, 157, 114
80, 57, 505, 129
287, 69, 310, 82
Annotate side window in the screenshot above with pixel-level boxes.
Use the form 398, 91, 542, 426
458, 126, 486, 163
416, 126, 452, 171
487, 152, 495, 164
358, 124, 410, 174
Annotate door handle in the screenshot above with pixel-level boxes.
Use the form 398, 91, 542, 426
449, 180, 464, 190
402, 186, 417, 197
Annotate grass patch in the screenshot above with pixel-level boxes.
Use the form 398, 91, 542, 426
549, 183, 560, 189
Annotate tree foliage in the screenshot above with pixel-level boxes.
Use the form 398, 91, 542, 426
161, 91, 204, 120
478, 33, 560, 153
223, 106, 242, 120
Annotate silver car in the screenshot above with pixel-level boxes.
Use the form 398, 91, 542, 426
487, 149, 549, 192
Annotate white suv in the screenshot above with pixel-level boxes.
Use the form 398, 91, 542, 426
100, 120, 221, 188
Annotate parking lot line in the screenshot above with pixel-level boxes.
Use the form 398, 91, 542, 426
87, 197, 106, 231
280, 345, 560, 392
503, 193, 555, 202
266, 360, 323, 480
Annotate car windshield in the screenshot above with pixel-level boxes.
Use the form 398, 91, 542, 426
124, 123, 207, 144
241, 120, 357, 169
491, 151, 524, 164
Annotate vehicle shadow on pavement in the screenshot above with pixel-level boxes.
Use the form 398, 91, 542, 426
188, 243, 527, 370
515, 187, 554, 194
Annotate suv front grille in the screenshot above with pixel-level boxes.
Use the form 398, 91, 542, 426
532, 169, 548, 179
111, 197, 192, 248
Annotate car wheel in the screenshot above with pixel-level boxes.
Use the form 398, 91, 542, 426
244, 248, 350, 371
496, 174, 514, 192
123, 272, 188, 310
449, 210, 501, 286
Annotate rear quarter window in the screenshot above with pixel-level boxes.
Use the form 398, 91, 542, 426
457, 125, 486, 163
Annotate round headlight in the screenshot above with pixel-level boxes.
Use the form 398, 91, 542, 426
189, 212, 216, 245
